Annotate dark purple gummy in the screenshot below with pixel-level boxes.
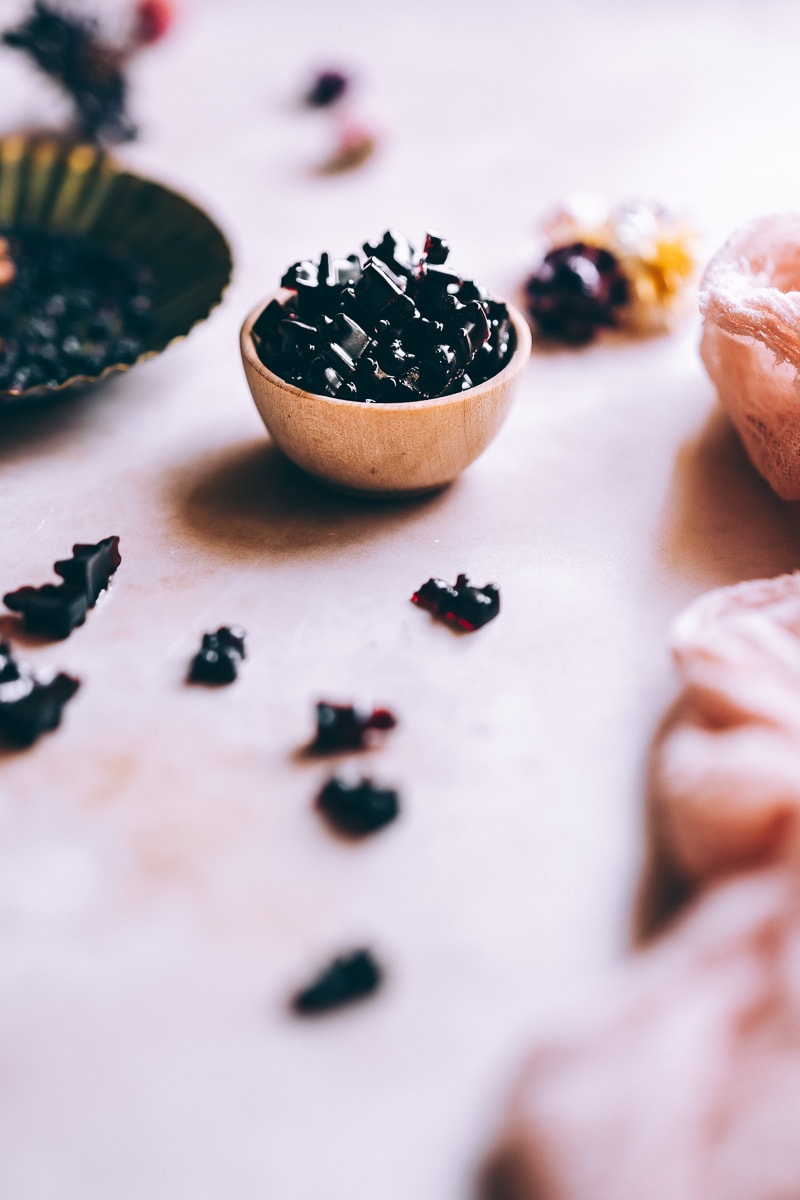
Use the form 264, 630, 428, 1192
54, 536, 121, 606
291, 949, 382, 1015
328, 312, 371, 363
254, 231, 514, 404
422, 232, 450, 266
0, 640, 80, 747
317, 775, 399, 836
4, 535, 121, 640
188, 626, 246, 685
363, 230, 416, 278
311, 702, 397, 753
304, 69, 350, 108
354, 259, 414, 323
525, 242, 629, 346
3, 583, 88, 640
414, 262, 462, 313
412, 573, 500, 631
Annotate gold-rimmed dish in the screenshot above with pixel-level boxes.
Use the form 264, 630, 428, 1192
0, 134, 233, 404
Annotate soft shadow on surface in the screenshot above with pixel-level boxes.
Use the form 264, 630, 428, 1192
0, 613, 57, 649
170, 439, 453, 561
0, 123, 77, 142
630, 700, 694, 947
476, 1151, 526, 1200
0, 380, 123, 464
660, 406, 800, 584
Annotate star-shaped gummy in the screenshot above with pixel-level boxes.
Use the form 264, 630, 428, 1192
3, 536, 121, 640
54, 536, 122, 606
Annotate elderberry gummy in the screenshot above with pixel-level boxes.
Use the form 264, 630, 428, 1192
188, 627, 246, 685
291, 949, 382, 1015
3, 584, 88, 640
0, 227, 154, 395
54, 536, 122, 606
524, 242, 629, 346
304, 69, 350, 108
4, 536, 121, 639
310, 701, 397, 753
0, 640, 80, 747
316, 775, 399, 836
251, 230, 515, 403
412, 573, 500, 631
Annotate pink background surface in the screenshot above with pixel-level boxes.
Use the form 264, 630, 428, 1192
2, 0, 800, 1196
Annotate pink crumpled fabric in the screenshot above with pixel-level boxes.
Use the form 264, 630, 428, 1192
700, 213, 800, 500
654, 572, 800, 882
487, 868, 800, 1200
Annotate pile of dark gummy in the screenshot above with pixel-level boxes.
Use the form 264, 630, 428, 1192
2, 1, 135, 145
251, 230, 515, 403
0, 226, 154, 394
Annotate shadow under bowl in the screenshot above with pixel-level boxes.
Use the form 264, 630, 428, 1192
240, 293, 531, 498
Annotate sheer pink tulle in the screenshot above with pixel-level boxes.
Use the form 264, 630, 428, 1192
700, 214, 800, 500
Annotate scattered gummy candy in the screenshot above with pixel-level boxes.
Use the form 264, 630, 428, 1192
412, 574, 501, 631
0, 641, 80, 747
316, 774, 400, 836
188, 626, 247, 685
290, 949, 383, 1015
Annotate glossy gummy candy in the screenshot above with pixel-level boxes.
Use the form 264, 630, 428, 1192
0, 640, 80, 747
310, 701, 397, 753
412, 573, 500, 631
291, 949, 383, 1015
252, 230, 514, 403
188, 626, 247, 685
4, 536, 121, 639
316, 774, 400, 836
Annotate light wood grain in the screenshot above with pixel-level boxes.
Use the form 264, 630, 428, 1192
240, 294, 532, 497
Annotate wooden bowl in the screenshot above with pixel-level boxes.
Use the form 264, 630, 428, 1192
240, 294, 531, 497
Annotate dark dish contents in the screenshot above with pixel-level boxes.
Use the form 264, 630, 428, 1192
0, 227, 154, 394
524, 242, 629, 346
0, 640, 80, 747
4, 536, 121, 639
310, 701, 397, 753
251, 230, 515, 402
291, 948, 383, 1015
316, 774, 400, 836
188, 626, 247, 685
412, 573, 500, 631
2, 2, 135, 144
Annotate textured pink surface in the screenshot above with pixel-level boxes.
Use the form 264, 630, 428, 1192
700, 215, 800, 500
655, 573, 800, 881
4, 1, 800, 1197
490, 868, 800, 1200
